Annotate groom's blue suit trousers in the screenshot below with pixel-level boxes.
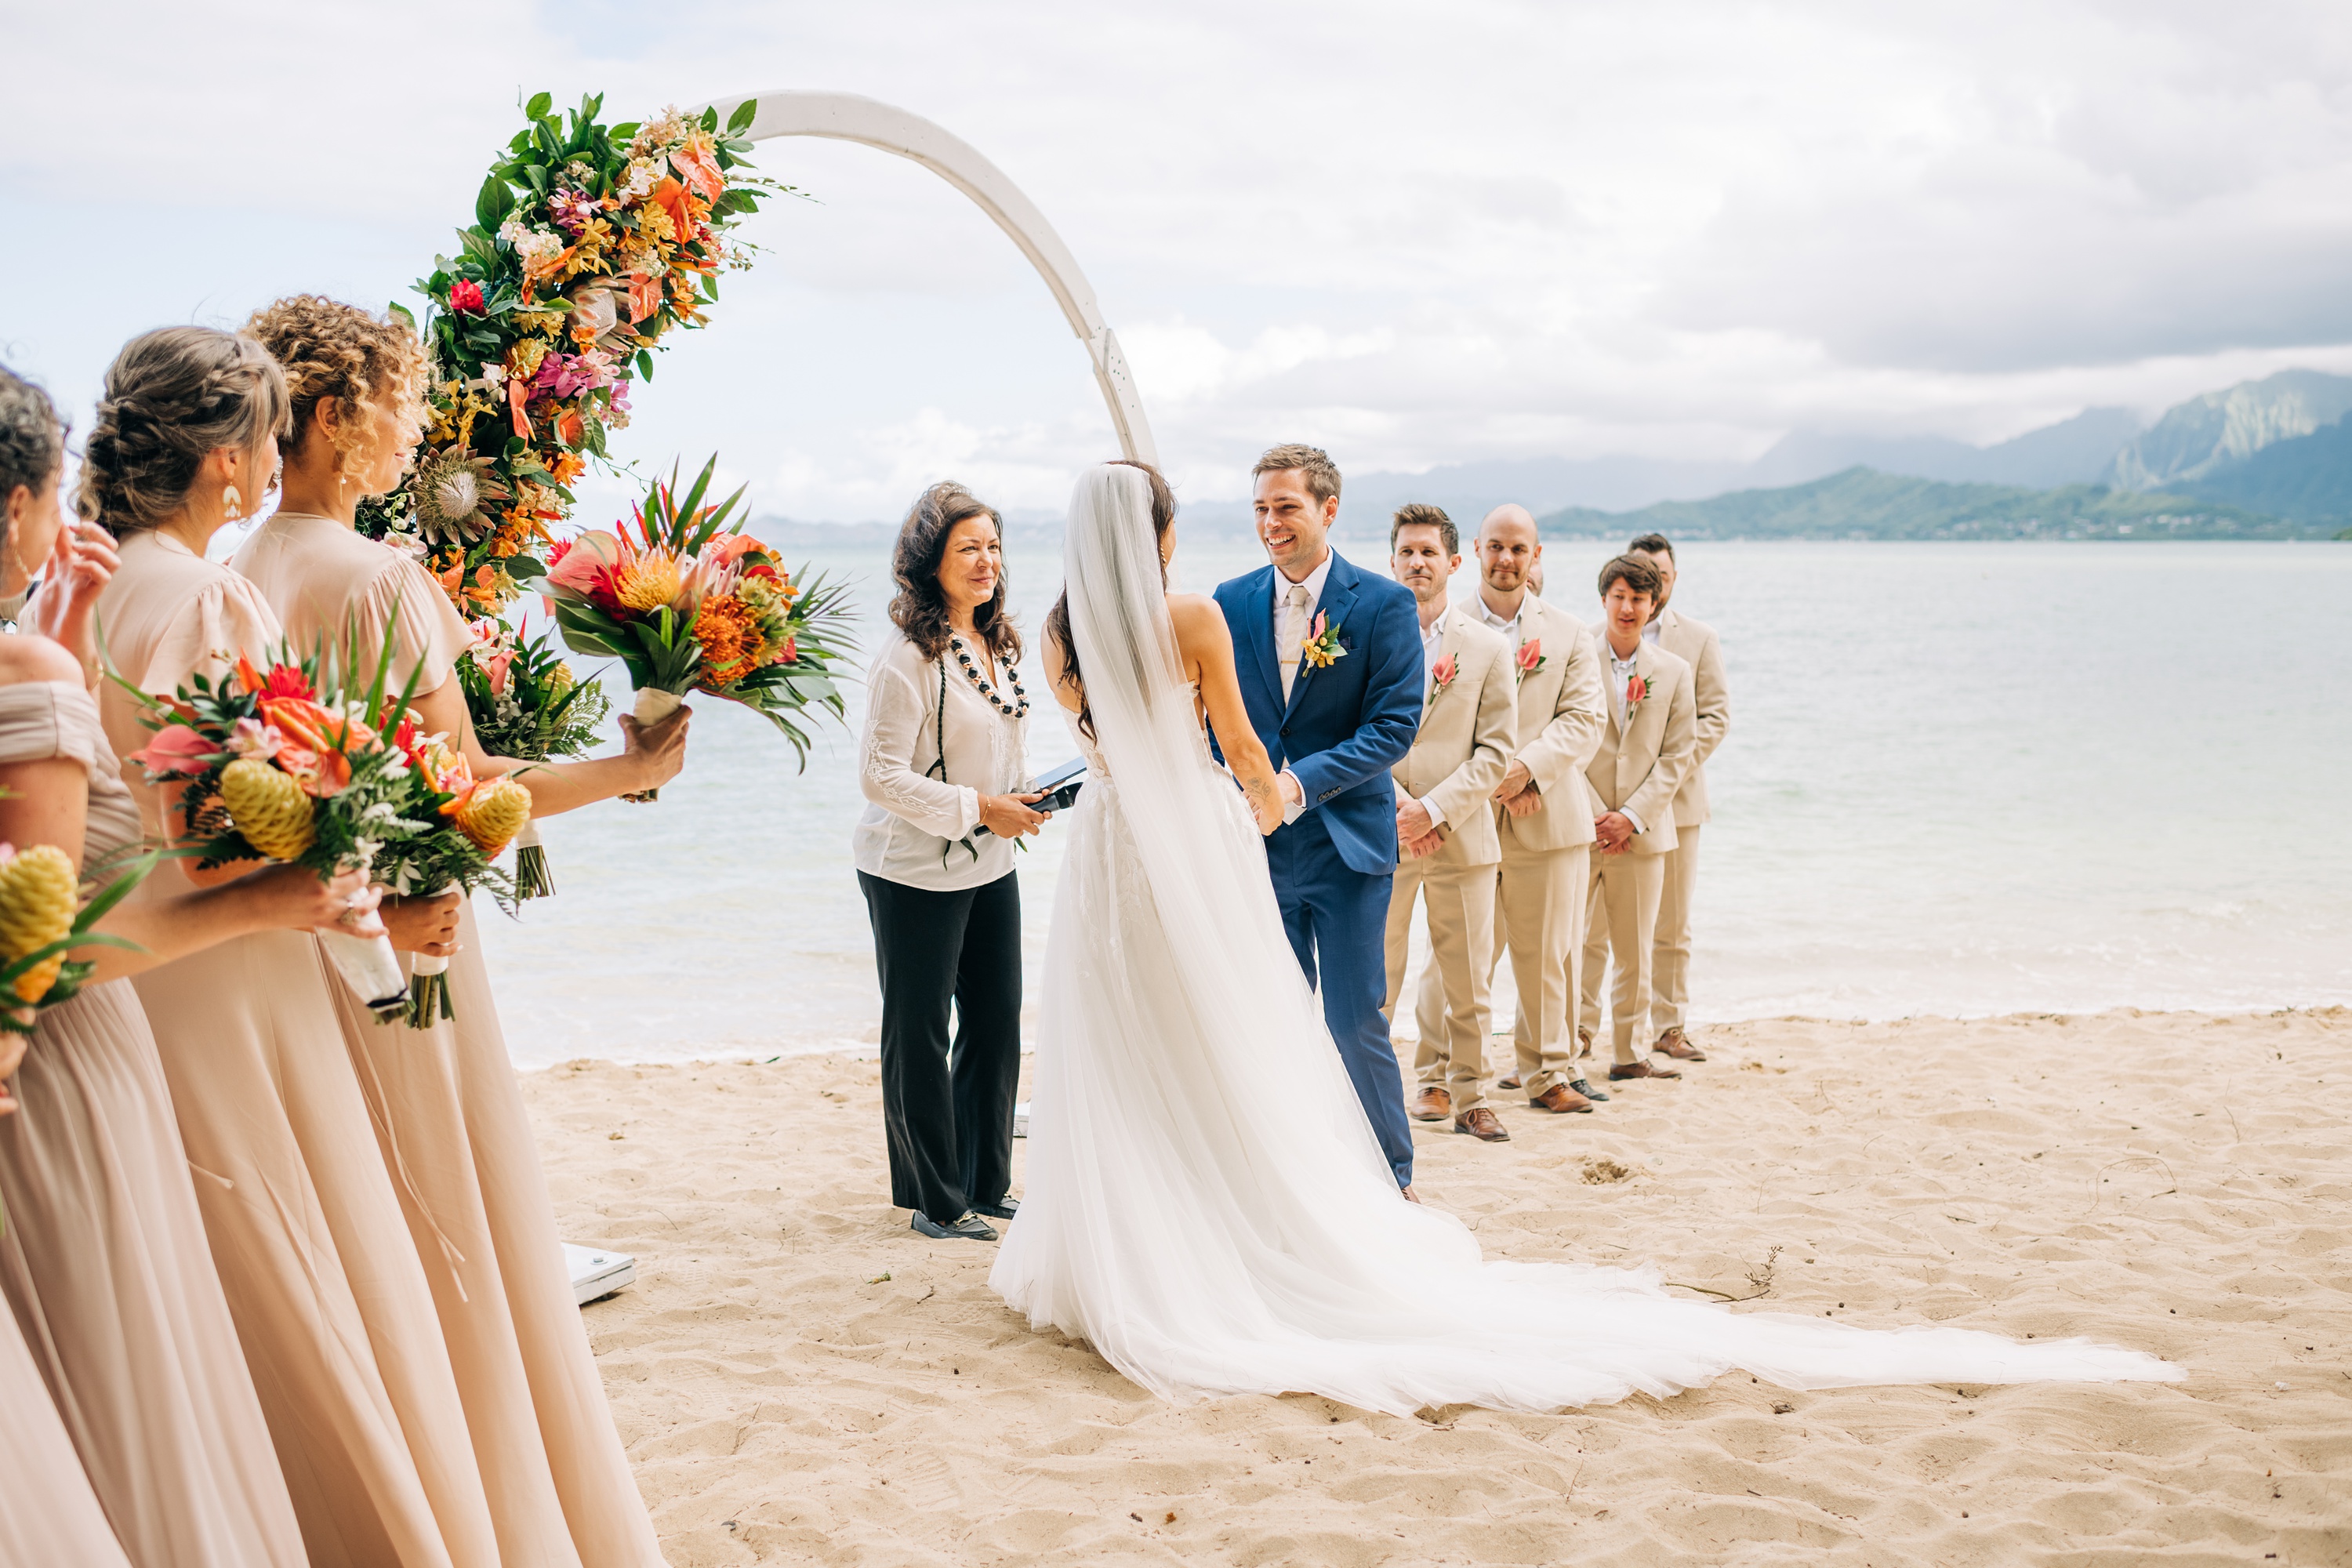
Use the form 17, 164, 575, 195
1266, 814, 1417, 1187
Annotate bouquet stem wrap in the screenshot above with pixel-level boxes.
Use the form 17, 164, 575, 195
621, 687, 684, 803
403, 882, 459, 1027
513, 820, 552, 899
320, 927, 408, 1022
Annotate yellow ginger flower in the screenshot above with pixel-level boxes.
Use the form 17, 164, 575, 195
220, 758, 318, 860
548, 662, 575, 699
615, 551, 681, 612
0, 845, 78, 1004
455, 778, 532, 856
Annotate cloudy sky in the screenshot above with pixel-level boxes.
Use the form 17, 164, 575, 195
7, 0, 2352, 521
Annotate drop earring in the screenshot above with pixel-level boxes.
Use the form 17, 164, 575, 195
221, 485, 243, 522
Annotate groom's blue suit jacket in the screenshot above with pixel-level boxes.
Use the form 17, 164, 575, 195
1213, 551, 1423, 876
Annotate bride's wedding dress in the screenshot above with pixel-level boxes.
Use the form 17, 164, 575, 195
989, 464, 2176, 1414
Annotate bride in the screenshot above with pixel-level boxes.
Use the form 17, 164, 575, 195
989, 460, 2176, 1414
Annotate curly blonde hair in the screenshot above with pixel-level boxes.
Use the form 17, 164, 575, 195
244, 295, 427, 481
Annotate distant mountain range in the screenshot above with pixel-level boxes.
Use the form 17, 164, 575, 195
1534, 467, 2303, 543
764, 368, 2352, 545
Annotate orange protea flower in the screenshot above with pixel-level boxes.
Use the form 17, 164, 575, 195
693, 593, 761, 687
614, 550, 681, 612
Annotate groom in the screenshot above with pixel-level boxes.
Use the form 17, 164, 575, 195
1215, 445, 1424, 1193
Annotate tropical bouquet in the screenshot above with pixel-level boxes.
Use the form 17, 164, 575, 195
455, 616, 608, 898
546, 456, 853, 797
367, 713, 528, 1025
359, 90, 778, 616
0, 843, 162, 1032
454, 620, 607, 902
115, 637, 470, 1020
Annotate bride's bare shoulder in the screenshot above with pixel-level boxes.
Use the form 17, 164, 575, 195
1165, 592, 1230, 642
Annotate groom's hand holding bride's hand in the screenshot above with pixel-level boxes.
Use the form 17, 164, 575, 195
980, 791, 1052, 838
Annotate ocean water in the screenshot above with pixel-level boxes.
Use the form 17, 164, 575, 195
477, 539, 2352, 1067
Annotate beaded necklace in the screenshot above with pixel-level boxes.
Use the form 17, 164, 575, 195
950, 633, 1029, 719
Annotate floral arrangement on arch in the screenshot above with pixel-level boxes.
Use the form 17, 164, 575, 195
547, 456, 853, 793
359, 90, 779, 616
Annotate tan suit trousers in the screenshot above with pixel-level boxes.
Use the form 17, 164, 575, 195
1424, 843, 1589, 1098
1580, 849, 1666, 1062
1386, 852, 1497, 1114
1650, 821, 1701, 1036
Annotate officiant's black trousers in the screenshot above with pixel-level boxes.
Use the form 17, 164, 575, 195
858, 869, 1022, 1222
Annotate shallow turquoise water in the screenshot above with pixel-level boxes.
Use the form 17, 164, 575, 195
477, 539, 2352, 1065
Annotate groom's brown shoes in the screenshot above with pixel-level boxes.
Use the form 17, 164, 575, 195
1454, 1108, 1510, 1142
1654, 1028, 1707, 1061
1410, 1086, 1453, 1122
1528, 1083, 1592, 1114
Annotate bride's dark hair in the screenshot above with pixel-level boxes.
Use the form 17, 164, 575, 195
1048, 458, 1174, 742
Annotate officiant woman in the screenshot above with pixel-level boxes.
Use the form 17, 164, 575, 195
853, 482, 1047, 1243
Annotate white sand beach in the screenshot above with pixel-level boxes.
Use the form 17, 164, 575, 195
526, 1007, 2350, 1566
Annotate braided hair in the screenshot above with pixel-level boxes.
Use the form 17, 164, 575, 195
77, 327, 289, 536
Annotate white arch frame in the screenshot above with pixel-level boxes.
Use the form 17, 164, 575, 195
702, 89, 1157, 466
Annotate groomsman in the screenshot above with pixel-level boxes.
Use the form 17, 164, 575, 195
1578, 555, 1697, 1083
1421, 504, 1609, 1115
1381, 506, 1517, 1142
1626, 532, 1729, 1062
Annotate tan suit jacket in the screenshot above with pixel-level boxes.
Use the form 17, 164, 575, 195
1391, 604, 1514, 866
1584, 637, 1695, 857
1649, 606, 1726, 827
1492, 595, 1607, 855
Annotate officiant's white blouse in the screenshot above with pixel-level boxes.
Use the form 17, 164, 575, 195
854, 633, 1031, 891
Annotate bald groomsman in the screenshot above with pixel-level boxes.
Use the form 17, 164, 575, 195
1419, 504, 1609, 1116
1626, 532, 1728, 1062
1381, 506, 1517, 1141
1578, 554, 1696, 1084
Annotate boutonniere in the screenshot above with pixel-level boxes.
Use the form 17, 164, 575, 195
1300, 612, 1348, 670
1514, 637, 1546, 684
1624, 673, 1652, 713
1427, 652, 1457, 701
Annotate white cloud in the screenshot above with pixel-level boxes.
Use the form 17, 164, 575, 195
8, 0, 2352, 519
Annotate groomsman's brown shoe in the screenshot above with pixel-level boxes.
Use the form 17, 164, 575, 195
1454, 1108, 1511, 1142
1654, 1028, 1707, 1061
1608, 1060, 1681, 1081
1410, 1086, 1453, 1122
1528, 1083, 1593, 1114
1496, 1074, 1523, 1091
1576, 1028, 1595, 1059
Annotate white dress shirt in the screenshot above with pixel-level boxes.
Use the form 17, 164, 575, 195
852, 634, 1032, 891
1599, 636, 1647, 837
1474, 588, 1530, 646
1270, 552, 1334, 824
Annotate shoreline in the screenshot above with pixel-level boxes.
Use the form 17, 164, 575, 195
525, 1006, 2350, 1563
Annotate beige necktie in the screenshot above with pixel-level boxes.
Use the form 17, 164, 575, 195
1278, 583, 1309, 702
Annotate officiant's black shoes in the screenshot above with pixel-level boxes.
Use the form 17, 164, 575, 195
912, 1211, 999, 1241
974, 1198, 1020, 1219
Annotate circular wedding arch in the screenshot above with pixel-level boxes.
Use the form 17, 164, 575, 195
704, 89, 1159, 466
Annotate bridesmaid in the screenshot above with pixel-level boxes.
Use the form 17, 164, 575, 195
236, 295, 685, 1566
0, 365, 347, 1566
0, 1071, 132, 1568
85, 326, 506, 1568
